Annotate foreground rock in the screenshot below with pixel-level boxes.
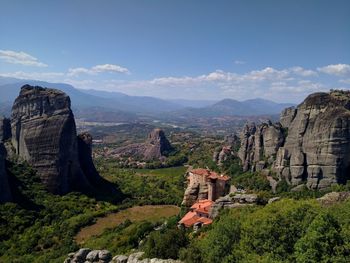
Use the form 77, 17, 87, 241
10, 85, 119, 196
209, 193, 259, 218
64, 249, 183, 263
238, 90, 350, 189
317, 192, 350, 206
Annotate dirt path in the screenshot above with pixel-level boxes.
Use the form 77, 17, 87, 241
75, 205, 180, 244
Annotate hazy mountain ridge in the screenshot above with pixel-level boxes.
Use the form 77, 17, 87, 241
164, 98, 295, 118
0, 77, 295, 120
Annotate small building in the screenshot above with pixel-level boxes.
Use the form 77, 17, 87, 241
178, 199, 213, 229
182, 168, 231, 206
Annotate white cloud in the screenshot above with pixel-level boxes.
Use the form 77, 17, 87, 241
0, 71, 64, 81
317, 64, 350, 76
234, 60, 246, 65
92, 66, 333, 102
68, 63, 129, 76
0, 50, 48, 67
1, 64, 349, 103
290, 66, 317, 77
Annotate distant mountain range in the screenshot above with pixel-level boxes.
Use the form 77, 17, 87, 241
162, 98, 294, 119
0, 77, 295, 121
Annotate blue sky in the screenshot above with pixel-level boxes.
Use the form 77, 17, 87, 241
0, 0, 349, 102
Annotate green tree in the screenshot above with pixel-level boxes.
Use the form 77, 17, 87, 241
294, 213, 348, 263
144, 228, 188, 259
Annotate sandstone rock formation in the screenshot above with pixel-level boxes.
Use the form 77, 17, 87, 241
213, 134, 240, 165
209, 193, 259, 218
238, 90, 350, 189
238, 121, 285, 172
10, 85, 119, 196
112, 128, 173, 161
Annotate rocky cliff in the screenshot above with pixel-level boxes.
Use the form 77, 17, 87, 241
238, 90, 350, 189
10, 85, 119, 196
213, 134, 240, 166
113, 128, 173, 161
238, 121, 285, 172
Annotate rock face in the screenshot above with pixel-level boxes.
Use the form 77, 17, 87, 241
213, 134, 240, 165
113, 128, 173, 161
238, 121, 285, 172
209, 193, 259, 218
10, 85, 116, 195
238, 90, 350, 189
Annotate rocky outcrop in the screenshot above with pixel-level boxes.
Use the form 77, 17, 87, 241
209, 193, 259, 218
64, 250, 183, 263
317, 191, 350, 206
10, 85, 119, 196
213, 134, 240, 165
238, 121, 285, 172
238, 90, 350, 189
64, 248, 112, 263
113, 128, 173, 161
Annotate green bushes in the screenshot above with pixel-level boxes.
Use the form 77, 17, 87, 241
179, 199, 350, 263
97, 164, 187, 206
143, 228, 188, 259
0, 161, 118, 262
231, 172, 271, 192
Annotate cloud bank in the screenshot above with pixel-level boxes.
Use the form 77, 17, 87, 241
68, 64, 130, 76
1, 64, 349, 103
0, 50, 48, 67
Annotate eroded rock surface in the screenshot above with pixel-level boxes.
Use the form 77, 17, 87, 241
238, 121, 285, 172
113, 128, 173, 161
10, 85, 118, 196
238, 90, 350, 189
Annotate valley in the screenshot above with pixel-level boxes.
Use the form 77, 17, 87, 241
1, 84, 350, 263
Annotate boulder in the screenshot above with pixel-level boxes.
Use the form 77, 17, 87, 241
317, 191, 350, 206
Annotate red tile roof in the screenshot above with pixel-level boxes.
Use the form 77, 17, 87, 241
179, 199, 214, 227
190, 168, 230, 181
179, 211, 213, 227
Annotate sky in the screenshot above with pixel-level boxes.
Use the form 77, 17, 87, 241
0, 0, 350, 103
